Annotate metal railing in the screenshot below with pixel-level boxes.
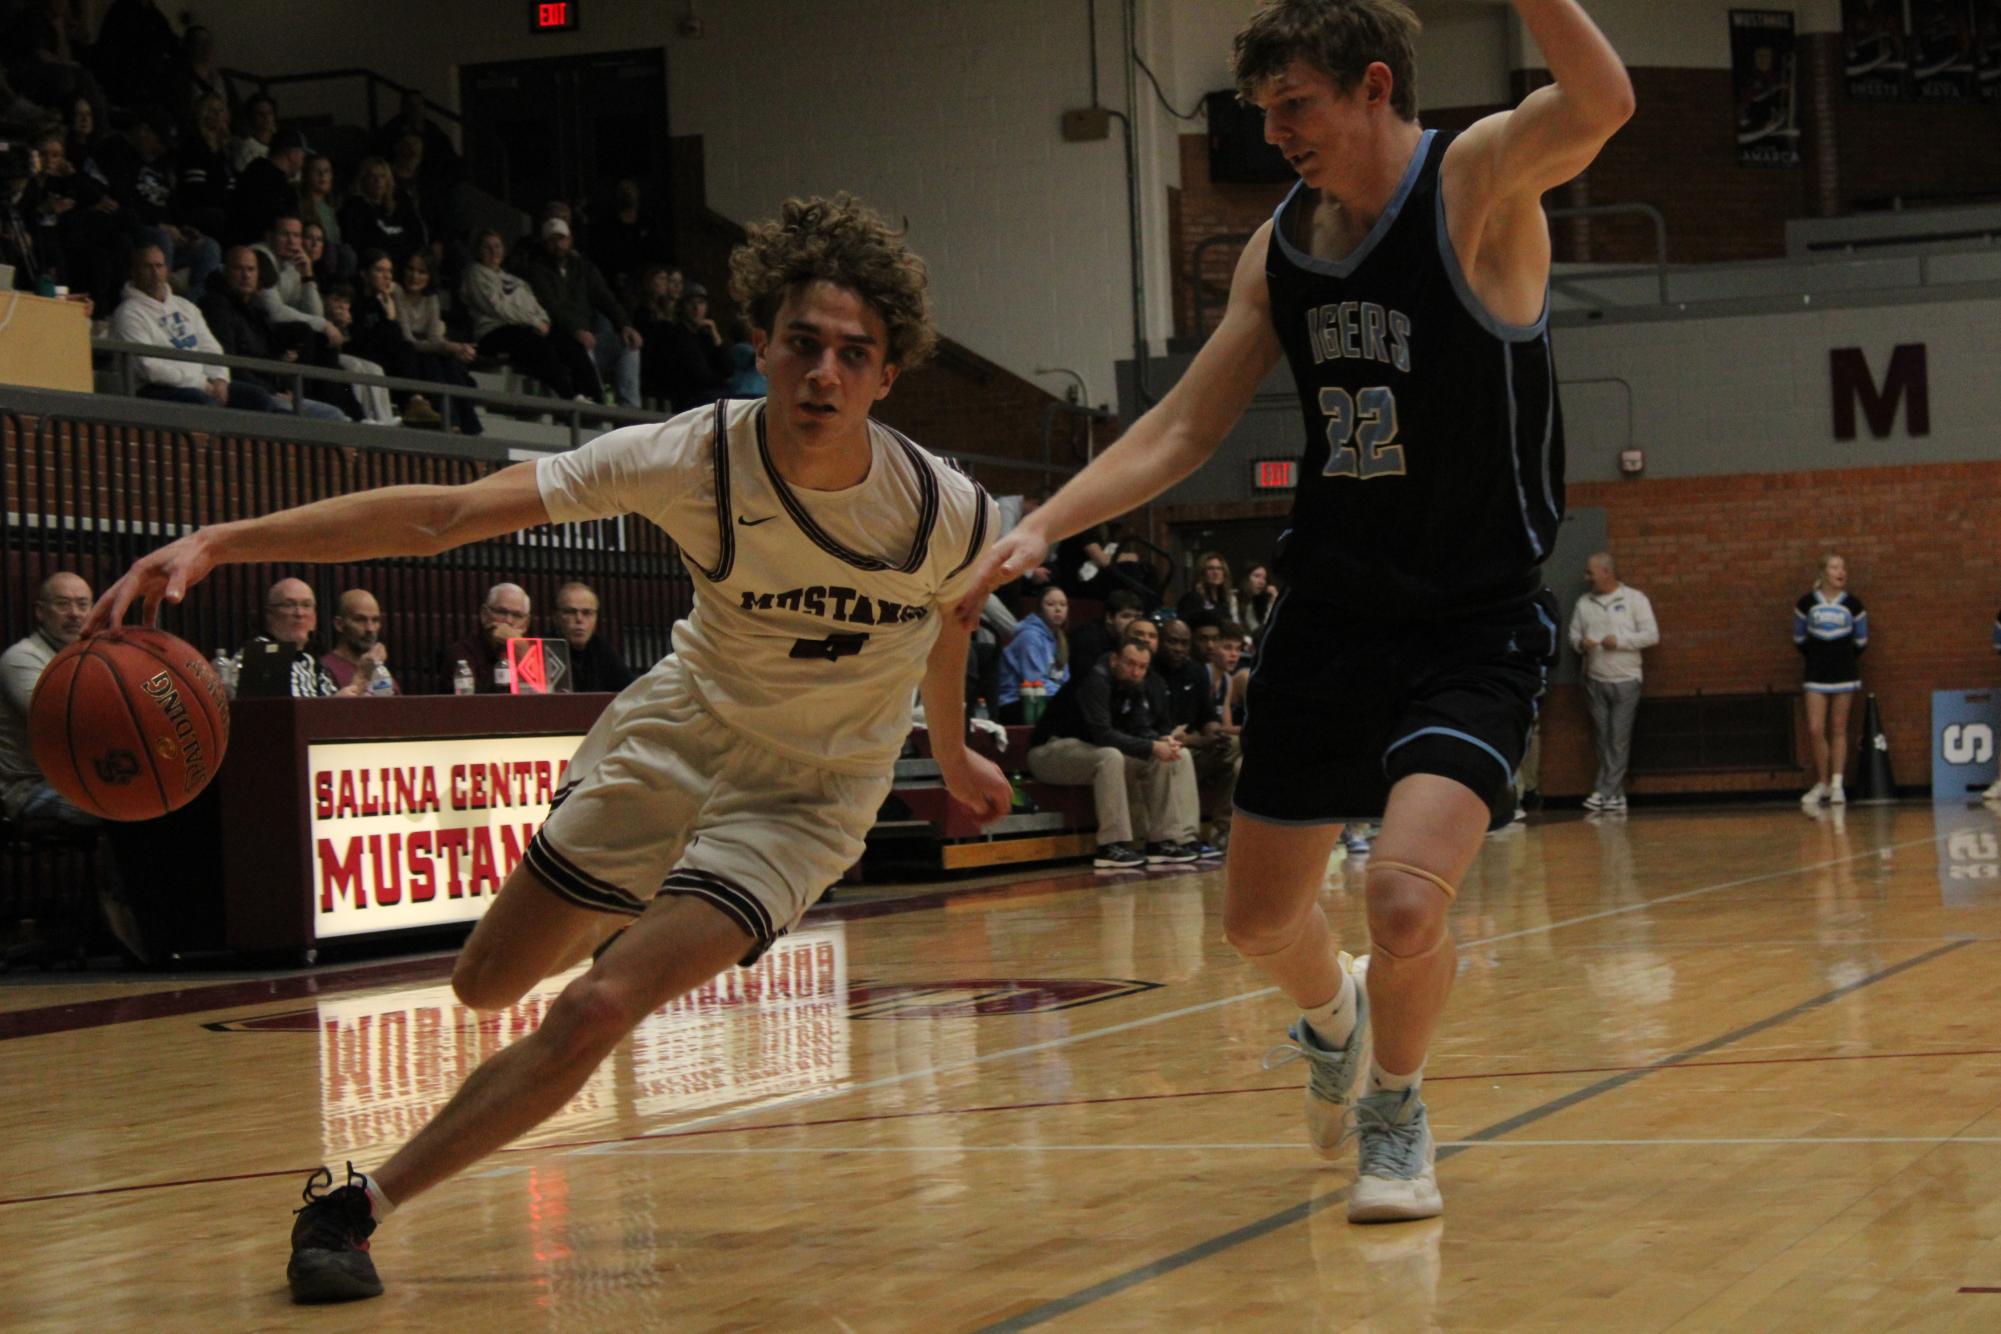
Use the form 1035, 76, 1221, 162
220, 65, 469, 140
94, 339, 663, 454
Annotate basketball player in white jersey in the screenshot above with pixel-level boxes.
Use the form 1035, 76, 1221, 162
961, 0, 1632, 1221
87, 195, 1012, 1303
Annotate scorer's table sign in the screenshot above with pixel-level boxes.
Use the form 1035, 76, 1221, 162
309, 735, 584, 938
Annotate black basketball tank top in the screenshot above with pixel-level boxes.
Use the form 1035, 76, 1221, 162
1265, 128, 1564, 618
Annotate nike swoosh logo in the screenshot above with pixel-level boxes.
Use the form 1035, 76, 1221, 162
737, 515, 777, 527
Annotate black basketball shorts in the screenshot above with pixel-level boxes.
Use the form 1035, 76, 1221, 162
1234, 591, 1559, 831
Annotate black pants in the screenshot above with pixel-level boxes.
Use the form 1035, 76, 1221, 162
477, 325, 599, 400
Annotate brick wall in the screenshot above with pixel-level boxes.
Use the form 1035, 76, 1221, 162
1164, 459, 2001, 799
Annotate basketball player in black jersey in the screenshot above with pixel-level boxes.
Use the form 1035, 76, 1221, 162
962, 0, 1632, 1220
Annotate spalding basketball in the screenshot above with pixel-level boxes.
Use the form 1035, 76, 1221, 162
28, 627, 232, 821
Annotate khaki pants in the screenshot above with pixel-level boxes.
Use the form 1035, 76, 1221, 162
1027, 737, 1199, 847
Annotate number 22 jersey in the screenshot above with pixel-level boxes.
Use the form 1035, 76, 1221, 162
1265, 128, 1564, 619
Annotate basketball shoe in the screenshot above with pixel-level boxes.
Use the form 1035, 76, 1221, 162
1263, 951, 1370, 1159
1348, 1086, 1443, 1222
1828, 775, 1846, 805
1801, 783, 1828, 806
288, 1164, 383, 1303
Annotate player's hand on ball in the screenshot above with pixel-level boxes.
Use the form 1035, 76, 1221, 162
955, 527, 1050, 628
84, 530, 221, 635
944, 751, 1013, 825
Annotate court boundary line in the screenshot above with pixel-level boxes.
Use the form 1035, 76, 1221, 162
971, 938, 1973, 1333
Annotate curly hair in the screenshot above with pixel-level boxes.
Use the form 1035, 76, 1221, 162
1233, 0, 1422, 122
728, 194, 937, 369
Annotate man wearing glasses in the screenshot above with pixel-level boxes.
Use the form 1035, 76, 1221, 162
235, 577, 365, 698
0, 572, 100, 830
441, 583, 532, 694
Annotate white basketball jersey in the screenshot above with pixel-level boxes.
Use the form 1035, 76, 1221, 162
537, 398, 998, 775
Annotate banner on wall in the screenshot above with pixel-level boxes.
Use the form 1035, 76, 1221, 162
1843, 0, 1911, 99
1974, 0, 2001, 99
1910, 0, 1980, 99
1732, 10, 1803, 166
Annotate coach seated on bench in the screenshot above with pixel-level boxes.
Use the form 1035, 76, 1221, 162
1026, 633, 1202, 871
0, 572, 99, 832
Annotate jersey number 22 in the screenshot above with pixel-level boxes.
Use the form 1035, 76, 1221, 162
1318, 386, 1405, 479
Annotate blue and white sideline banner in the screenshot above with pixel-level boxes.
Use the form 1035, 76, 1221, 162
1932, 688, 2000, 800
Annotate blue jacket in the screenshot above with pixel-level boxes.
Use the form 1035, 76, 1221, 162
997, 613, 1069, 707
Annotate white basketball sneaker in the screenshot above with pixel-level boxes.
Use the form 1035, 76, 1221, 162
1828, 775, 1847, 805
1801, 783, 1828, 806
1348, 1085, 1443, 1222
1263, 952, 1370, 1160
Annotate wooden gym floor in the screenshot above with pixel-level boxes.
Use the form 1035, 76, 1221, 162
4, 799, 2001, 1331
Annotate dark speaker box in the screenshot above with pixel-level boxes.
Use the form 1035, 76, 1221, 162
1205, 90, 1294, 184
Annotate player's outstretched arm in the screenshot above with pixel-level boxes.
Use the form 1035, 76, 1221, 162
955, 223, 1284, 624
1455, 1, 1634, 205
919, 619, 1012, 823
85, 460, 552, 632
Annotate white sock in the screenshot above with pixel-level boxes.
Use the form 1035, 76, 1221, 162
1302, 969, 1358, 1050
361, 1171, 397, 1223
1368, 1057, 1421, 1096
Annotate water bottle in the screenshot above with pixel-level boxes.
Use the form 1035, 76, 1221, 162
212, 649, 237, 698
492, 656, 512, 690
972, 696, 990, 723
367, 665, 397, 696
1022, 679, 1046, 725
453, 659, 476, 696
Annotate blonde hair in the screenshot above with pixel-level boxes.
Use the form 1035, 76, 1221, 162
728, 194, 936, 369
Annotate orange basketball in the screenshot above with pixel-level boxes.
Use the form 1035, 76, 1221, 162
27, 627, 232, 821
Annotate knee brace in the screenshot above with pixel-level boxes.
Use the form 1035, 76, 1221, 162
1366, 860, 1458, 962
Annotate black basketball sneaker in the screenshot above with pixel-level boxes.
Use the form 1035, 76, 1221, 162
287, 1164, 383, 1303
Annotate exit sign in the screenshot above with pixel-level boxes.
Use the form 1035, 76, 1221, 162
1251, 458, 1297, 491
531, 0, 579, 32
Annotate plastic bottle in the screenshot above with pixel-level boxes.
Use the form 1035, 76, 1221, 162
454, 659, 476, 696
366, 664, 396, 696
492, 656, 511, 691
1022, 679, 1046, 725
212, 649, 236, 698
971, 696, 990, 723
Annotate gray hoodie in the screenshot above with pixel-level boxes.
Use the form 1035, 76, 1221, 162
459, 262, 550, 342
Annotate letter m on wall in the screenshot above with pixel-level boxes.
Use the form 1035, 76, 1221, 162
1830, 344, 1929, 441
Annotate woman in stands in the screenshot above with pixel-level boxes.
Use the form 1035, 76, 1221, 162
297, 154, 351, 278
175, 93, 234, 243
1177, 551, 1240, 626
996, 585, 1071, 725
460, 228, 594, 401
630, 264, 680, 409
394, 250, 482, 435
1240, 562, 1275, 640
338, 157, 424, 270
349, 248, 445, 428
1794, 553, 1868, 806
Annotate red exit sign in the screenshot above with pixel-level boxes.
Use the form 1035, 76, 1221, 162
1251, 458, 1297, 491
531, 0, 579, 32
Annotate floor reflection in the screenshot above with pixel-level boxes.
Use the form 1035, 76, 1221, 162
317, 924, 851, 1159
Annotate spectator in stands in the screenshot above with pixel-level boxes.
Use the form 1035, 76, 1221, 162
1158, 616, 1240, 849
10, 129, 101, 304
4, 0, 101, 121
234, 578, 369, 698
724, 315, 767, 397
1027, 637, 1202, 869
198, 245, 347, 420
1, 141, 62, 293
1206, 619, 1248, 734
442, 583, 532, 694
1795, 553, 1868, 807
1569, 551, 1659, 814
462, 228, 594, 399
350, 248, 445, 428
591, 177, 667, 298
0, 571, 97, 831
338, 156, 425, 269
319, 589, 396, 695
111, 244, 292, 413
651, 276, 732, 411
173, 91, 233, 242
251, 214, 339, 346
386, 133, 444, 244
296, 154, 351, 277
513, 216, 643, 406
177, 25, 222, 122
552, 582, 635, 693
1178, 551, 1239, 627
92, 0, 181, 114
1068, 587, 1145, 674
631, 265, 680, 407
1125, 615, 1159, 658
229, 94, 278, 173
97, 108, 221, 297
996, 586, 1069, 724
316, 281, 397, 424
395, 250, 482, 434
229, 127, 309, 247
1240, 562, 1275, 639
62, 93, 97, 176
372, 90, 461, 192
